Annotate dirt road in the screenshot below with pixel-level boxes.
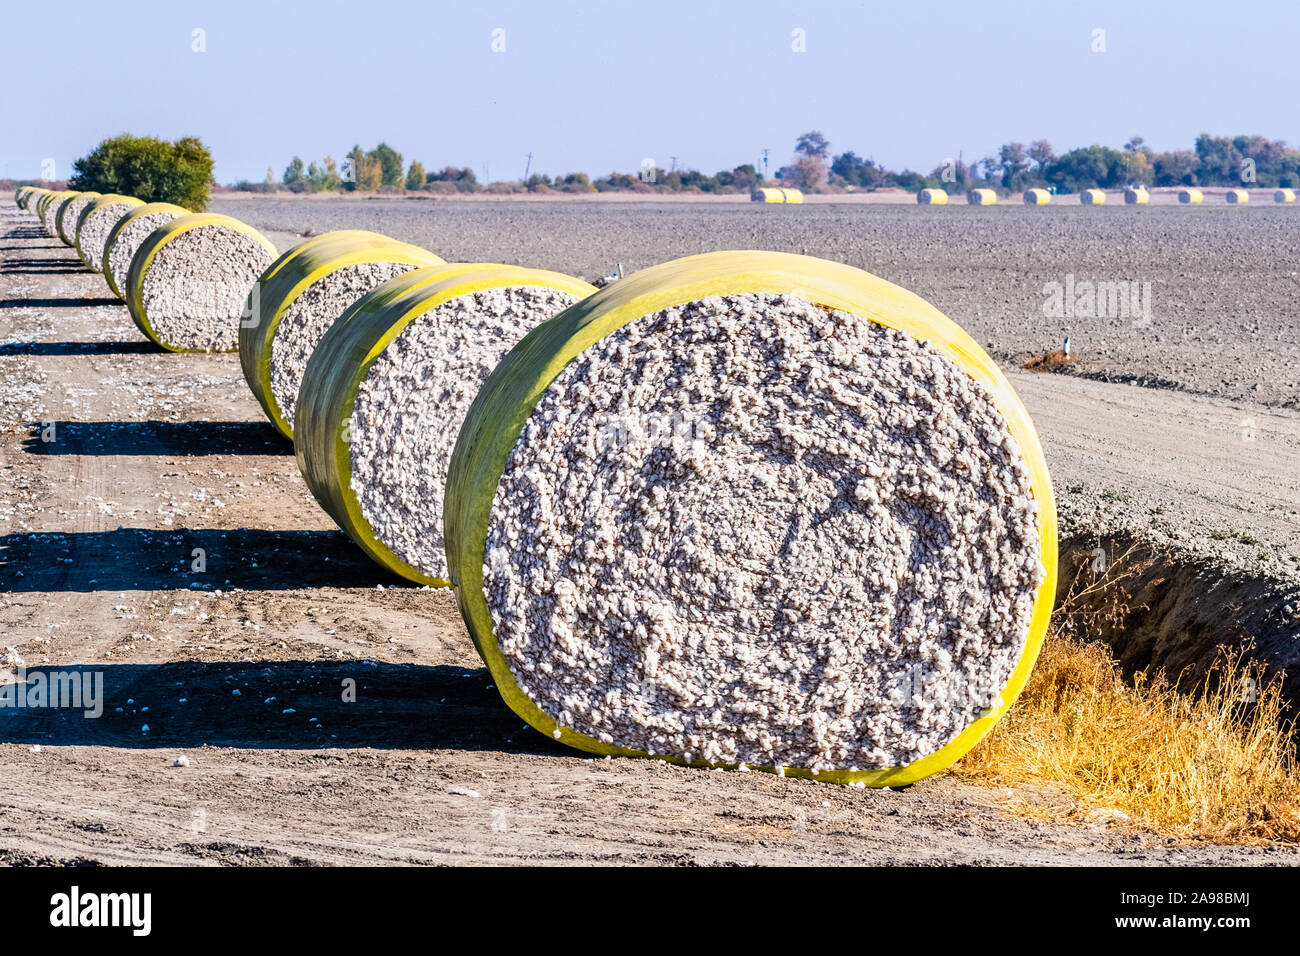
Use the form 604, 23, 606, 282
1, 201, 1295, 865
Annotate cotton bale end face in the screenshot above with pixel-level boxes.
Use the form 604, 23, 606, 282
102, 202, 191, 300
917, 188, 948, 205
56, 192, 101, 247
74, 195, 144, 272
1023, 188, 1051, 205
1123, 187, 1149, 204
240, 230, 446, 440
1178, 189, 1203, 204
125, 214, 277, 352
1080, 189, 1105, 205
1276, 189, 1296, 203
294, 265, 595, 586
967, 188, 997, 205
1226, 189, 1249, 204
444, 250, 1058, 787
42, 192, 77, 237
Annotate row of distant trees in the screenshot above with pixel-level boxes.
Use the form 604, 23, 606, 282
783, 131, 1300, 193
232, 131, 1300, 197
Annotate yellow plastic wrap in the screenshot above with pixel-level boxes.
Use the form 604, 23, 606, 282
967, 188, 997, 205
1124, 187, 1149, 204
125, 213, 277, 352
750, 187, 785, 203
1178, 188, 1203, 204
917, 188, 948, 204
1276, 189, 1297, 203
101, 202, 191, 299
41, 191, 76, 237
1023, 188, 1051, 205
1080, 189, 1106, 205
444, 250, 1058, 788
240, 230, 445, 440
295, 264, 597, 586
56, 191, 100, 246
74, 195, 143, 271
1226, 188, 1249, 204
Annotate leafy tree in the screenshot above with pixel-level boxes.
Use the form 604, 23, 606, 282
70, 134, 214, 210
308, 157, 341, 191
369, 142, 405, 188
795, 131, 830, 158
998, 142, 1031, 191
405, 161, 426, 190
342, 145, 366, 191
1042, 145, 1129, 192
283, 156, 305, 185
832, 151, 882, 188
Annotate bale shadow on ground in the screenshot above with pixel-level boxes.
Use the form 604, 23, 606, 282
0, 527, 396, 592
0, 660, 560, 754
23, 421, 291, 456
0, 341, 156, 356
0, 267, 90, 275
0, 298, 123, 309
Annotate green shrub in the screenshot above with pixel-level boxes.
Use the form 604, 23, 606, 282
70, 134, 214, 211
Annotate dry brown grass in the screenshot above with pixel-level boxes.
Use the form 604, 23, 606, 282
955, 632, 1300, 844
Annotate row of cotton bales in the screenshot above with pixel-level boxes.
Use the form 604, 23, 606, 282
11, 183, 1058, 790
913, 186, 1298, 205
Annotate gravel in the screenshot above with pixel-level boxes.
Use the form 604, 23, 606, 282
270, 260, 422, 430
106, 210, 185, 297
77, 200, 138, 272
482, 292, 1044, 772
138, 225, 276, 351
349, 286, 582, 581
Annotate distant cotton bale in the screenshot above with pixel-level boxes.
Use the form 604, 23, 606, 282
75, 195, 144, 272
57, 192, 101, 246
43, 192, 78, 238
1080, 189, 1105, 205
1123, 187, 1149, 205
779, 188, 804, 204
1274, 189, 1295, 203
967, 189, 997, 205
917, 188, 948, 205
751, 188, 785, 203
1225, 189, 1248, 204
102, 202, 191, 300
125, 214, 277, 352
1178, 188, 1203, 204
1023, 188, 1051, 205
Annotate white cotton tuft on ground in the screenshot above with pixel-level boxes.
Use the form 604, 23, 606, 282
78, 202, 138, 272
482, 292, 1044, 772
106, 211, 184, 296
349, 286, 582, 581
140, 226, 276, 351
270, 261, 423, 430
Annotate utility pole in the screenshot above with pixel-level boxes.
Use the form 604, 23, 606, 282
523, 152, 532, 182
761, 148, 769, 179
669, 156, 678, 172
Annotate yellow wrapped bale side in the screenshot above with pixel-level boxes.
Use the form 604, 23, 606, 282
917, 188, 948, 205
1124, 187, 1150, 204
239, 230, 446, 440
1178, 188, 1203, 204
779, 188, 804, 203
102, 202, 191, 299
42, 192, 78, 238
750, 187, 785, 203
1080, 189, 1106, 205
1023, 188, 1051, 205
967, 188, 997, 205
1225, 188, 1249, 204
1276, 188, 1296, 203
444, 250, 1058, 788
294, 264, 596, 586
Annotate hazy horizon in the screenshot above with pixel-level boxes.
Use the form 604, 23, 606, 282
3, 0, 1296, 184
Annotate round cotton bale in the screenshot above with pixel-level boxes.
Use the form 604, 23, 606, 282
1080, 189, 1105, 205
24, 187, 51, 213
101, 202, 191, 300
967, 188, 997, 205
1226, 188, 1249, 204
41, 191, 76, 237
240, 231, 446, 440
917, 188, 948, 205
1276, 188, 1296, 203
1123, 187, 1149, 205
56, 191, 101, 246
751, 188, 784, 203
444, 250, 1057, 787
1023, 188, 1051, 205
296, 264, 596, 586
779, 188, 804, 204
74, 195, 144, 272
1178, 188, 1203, 204
125, 214, 277, 353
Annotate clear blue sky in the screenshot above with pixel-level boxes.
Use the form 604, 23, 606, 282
2, 0, 1295, 184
